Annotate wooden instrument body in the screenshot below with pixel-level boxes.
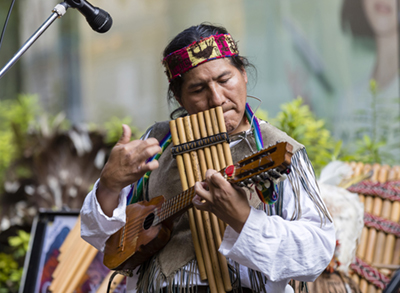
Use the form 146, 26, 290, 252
103, 195, 172, 270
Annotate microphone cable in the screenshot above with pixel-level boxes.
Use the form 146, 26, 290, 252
0, 0, 16, 52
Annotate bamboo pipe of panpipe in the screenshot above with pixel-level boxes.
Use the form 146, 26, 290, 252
355, 162, 366, 176
363, 164, 381, 264
372, 264, 400, 270
390, 166, 400, 267
210, 108, 226, 168
175, 118, 218, 292
170, 119, 209, 283
216, 107, 233, 237
96, 271, 125, 293
374, 166, 397, 277
382, 167, 400, 267
205, 109, 233, 291
390, 166, 400, 265
367, 166, 389, 293
190, 115, 208, 180
356, 164, 373, 259
393, 239, 400, 265
64, 246, 99, 292
204, 111, 221, 171
183, 116, 226, 293
349, 161, 357, 171
352, 273, 360, 285
201, 211, 225, 293
363, 164, 381, 293
369, 166, 389, 263
197, 112, 214, 171
357, 192, 374, 257
216, 107, 233, 167
358, 164, 374, 293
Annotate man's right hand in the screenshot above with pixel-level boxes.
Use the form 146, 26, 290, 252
97, 124, 162, 216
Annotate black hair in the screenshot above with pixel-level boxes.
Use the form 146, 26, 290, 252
163, 23, 254, 119
341, 0, 374, 38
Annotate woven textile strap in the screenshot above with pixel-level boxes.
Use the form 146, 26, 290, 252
350, 257, 390, 289
171, 132, 229, 158
347, 180, 400, 202
364, 212, 400, 237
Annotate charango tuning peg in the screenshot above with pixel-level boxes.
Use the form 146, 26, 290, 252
238, 182, 246, 187
243, 178, 253, 186
253, 175, 262, 183
260, 172, 270, 181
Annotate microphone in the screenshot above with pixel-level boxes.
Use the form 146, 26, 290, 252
65, 0, 112, 33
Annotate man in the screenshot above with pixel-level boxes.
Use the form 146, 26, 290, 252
81, 23, 335, 293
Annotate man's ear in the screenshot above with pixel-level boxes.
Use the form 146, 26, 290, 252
175, 95, 183, 107
241, 68, 248, 84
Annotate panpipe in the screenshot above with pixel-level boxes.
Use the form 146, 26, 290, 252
169, 106, 233, 293
48, 217, 124, 293
347, 162, 400, 293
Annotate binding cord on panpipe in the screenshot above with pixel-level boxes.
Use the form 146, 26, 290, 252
169, 106, 232, 293
347, 162, 400, 293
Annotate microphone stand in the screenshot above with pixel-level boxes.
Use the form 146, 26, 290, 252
0, 2, 69, 79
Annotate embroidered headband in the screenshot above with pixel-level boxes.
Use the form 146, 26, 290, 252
162, 33, 239, 82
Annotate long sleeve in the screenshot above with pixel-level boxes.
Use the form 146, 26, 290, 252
80, 179, 131, 252
219, 152, 336, 286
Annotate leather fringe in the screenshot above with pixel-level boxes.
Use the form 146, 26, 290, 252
287, 148, 333, 225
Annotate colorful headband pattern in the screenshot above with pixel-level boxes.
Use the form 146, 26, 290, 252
162, 34, 239, 82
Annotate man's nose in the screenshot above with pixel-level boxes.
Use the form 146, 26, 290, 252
208, 84, 225, 107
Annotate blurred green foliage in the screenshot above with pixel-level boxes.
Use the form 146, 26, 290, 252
0, 230, 30, 293
0, 95, 38, 191
257, 97, 340, 175
102, 116, 139, 145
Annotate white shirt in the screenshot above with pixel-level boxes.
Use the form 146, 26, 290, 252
80, 152, 335, 293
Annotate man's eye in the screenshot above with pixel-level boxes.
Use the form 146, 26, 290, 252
220, 78, 230, 84
193, 88, 203, 93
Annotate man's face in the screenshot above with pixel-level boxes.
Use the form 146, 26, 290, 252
177, 58, 249, 134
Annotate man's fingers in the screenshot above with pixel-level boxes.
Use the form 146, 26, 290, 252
205, 169, 226, 188
192, 195, 208, 210
138, 139, 162, 157
117, 124, 132, 145
140, 160, 159, 173
194, 181, 212, 203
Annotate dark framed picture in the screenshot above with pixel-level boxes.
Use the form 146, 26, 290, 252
19, 210, 126, 293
